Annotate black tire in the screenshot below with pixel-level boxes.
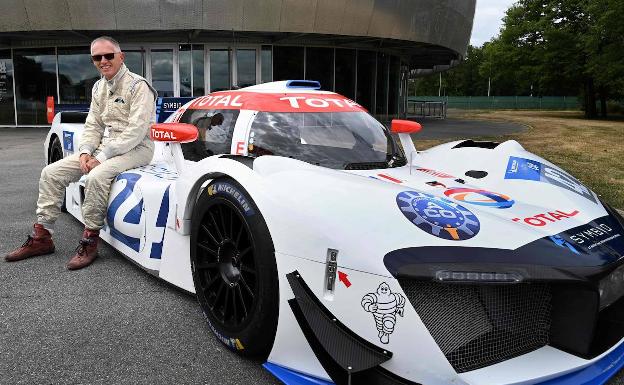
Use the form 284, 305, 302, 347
190, 178, 279, 357
49, 137, 67, 213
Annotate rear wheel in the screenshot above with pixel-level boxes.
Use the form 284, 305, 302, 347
49, 137, 67, 213
190, 178, 279, 357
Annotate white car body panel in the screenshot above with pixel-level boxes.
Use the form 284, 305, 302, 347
43, 81, 624, 385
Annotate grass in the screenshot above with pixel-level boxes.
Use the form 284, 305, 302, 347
414, 110, 624, 209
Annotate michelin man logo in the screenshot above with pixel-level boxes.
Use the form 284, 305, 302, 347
361, 282, 406, 344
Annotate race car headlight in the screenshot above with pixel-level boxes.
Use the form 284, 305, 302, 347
599, 263, 624, 310
435, 270, 523, 283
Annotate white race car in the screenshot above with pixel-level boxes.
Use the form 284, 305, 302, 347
45, 80, 624, 385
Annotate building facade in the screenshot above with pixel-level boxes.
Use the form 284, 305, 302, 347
0, 0, 475, 126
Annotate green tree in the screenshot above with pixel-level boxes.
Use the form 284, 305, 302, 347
411, 0, 624, 117
585, 0, 624, 116
480, 0, 586, 98
411, 45, 488, 96
447, 45, 489, 96
480, 0, 624, 117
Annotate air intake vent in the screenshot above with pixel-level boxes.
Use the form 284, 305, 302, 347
452, 140, 500, 149
286, 80, 321, 89
344, 162, 389, 170
398, 280, 551, 372
60, 111, 88, 124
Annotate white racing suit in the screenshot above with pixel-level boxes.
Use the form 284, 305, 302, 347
36, 63, 157, 231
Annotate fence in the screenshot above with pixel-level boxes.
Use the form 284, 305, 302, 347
406, 101, 447, 118
408, 96, 581, 110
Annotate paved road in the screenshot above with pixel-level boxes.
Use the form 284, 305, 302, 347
0, 127, 279, 384
1, 126, 623, 385
409, 116, 527, 140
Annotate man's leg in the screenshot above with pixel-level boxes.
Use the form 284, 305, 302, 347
67, 146, 153, 270
36, 153, 83, 230
5, 153, 83, 262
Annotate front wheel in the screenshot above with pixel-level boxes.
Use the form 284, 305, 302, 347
190, 178, 279, 357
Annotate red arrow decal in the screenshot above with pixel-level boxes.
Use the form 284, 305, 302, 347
338, 271, 351, 288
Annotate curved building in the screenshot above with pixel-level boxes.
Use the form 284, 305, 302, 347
0, 0, 475, 126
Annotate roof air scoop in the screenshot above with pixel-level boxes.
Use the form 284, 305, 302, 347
453, 140, 500, 149
286, 80, 321, 90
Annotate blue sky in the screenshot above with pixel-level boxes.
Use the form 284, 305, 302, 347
470, 0, 518, 46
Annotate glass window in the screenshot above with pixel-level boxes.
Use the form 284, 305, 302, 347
151, 49, 174, 97
356, 50, 376, 113
14, 48, 56, 125
180, 45, 205, 97
179, 45, 192, 97
179, 109, 240, 161
210, 49, 231, 92
261, 45, 272, 83
0, 50, 15, 125
124, 50, 145, 77
273, 46, 304, 81
398, 62, 409, 116
58, 47, 100, 104
376, 53, 389, 116
192, 45, 205, 96
305, 47, 333, 91
249, 111, 404, 169
335, 49, 356, 100
236, 49, 256, 88
388, 56, 400, 116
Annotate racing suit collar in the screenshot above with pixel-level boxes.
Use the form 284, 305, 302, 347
106, 63, 128, 95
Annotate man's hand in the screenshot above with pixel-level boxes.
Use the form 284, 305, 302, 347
79, 154, 92, 174
86, 158, 101, 172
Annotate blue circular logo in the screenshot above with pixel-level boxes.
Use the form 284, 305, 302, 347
396, 191, 480, 240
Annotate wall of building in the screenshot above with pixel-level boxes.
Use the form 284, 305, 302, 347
0, 44, 406, 126
0, 0, 476, 126
0, 0, 474, 60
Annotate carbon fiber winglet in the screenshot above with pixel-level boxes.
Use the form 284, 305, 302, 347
287, 271, 420, 385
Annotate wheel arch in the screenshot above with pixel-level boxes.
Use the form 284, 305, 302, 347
183, 171, 227, 224
183, 169, 272, 232
47, 133, 60, 164
176, 158, 270, 236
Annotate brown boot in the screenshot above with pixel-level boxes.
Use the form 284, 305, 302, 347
66, 228, 99, 270
5, 224, 55, 262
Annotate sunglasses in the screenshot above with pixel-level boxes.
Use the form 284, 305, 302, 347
91, 52, 117, 62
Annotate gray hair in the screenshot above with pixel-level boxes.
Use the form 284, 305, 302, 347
90, 36, 121, 53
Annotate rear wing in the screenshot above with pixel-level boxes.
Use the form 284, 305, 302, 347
46, 96, 194, 124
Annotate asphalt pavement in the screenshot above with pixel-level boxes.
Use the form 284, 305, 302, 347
409, 116, 527, 140
0, 127, 279, 384
1, 125, 623, 385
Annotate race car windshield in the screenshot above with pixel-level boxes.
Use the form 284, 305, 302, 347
248, 112, 405, 169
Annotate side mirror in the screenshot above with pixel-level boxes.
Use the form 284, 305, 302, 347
390, 119, 422, 134
151, 123, 198, 143
390, 119, 421, 160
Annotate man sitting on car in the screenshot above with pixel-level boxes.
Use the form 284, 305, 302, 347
4, 36, 157, 270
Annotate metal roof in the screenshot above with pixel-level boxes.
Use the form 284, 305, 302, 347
0, 0, 475, 71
